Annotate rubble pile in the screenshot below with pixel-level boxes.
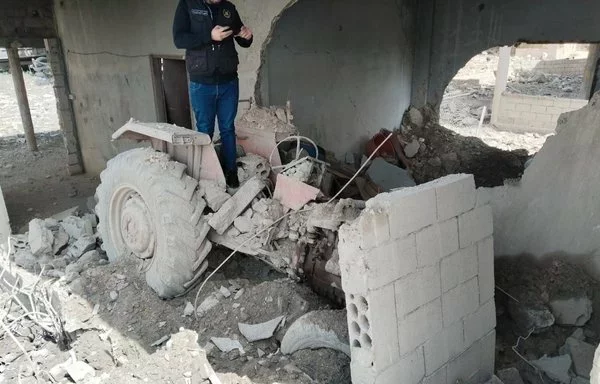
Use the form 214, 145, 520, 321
10, 208, 107, 282
494, 256, 600, 384
508, 70, 584, 99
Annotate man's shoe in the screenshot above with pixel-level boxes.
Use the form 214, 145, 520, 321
226, 171, 240, 189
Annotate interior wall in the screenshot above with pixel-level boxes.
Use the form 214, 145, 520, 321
259, 0, 415, 157
412, 0, 600, 109
53, 0, 293, 174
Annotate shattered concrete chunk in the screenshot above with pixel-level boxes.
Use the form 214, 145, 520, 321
531, 355, 572, 384
29, 218, 54, 256
53, 228, 70, 255
44, 218, 60, 231
199, 179, 231, 212
496, 367, 524, 384
233, 216, 255, 234
197, 295, 219, 316
83, 213, 98, 229
550, 297, 593, 326
209, 177, 266, 235
404, 139, 421, 158
67, 235, 96, 259
109, 291, 118, 301
507, 301, 555, 333
408, 107, 424, 128
211, 337, 244, 353
66, 361, 96, 383
238, 316, 285, 342
183, 302, 194, 317
234, 288, 244, 300
561, 337, 595, 379
13, 249, 37, 270
237, 154, 271, 184
281, 310, 350, 356
219, 286, 231, 298
325, 251, 341, 276
61, 216, 93, 239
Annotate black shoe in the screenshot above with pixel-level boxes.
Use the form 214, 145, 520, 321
226, 171, 240, 189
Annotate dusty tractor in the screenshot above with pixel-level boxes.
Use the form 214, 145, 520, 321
95, 107, 361, 302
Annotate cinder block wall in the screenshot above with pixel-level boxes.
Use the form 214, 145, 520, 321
494, 93, 588, 134
533, 58, 587, 75
338, 174, 495, 384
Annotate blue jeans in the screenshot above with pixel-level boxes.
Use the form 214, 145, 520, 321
189, 79, 239, 172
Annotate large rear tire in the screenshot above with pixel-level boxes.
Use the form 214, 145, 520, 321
95, 148, 212, 299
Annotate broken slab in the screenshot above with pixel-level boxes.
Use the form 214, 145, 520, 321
13, 249, 37, 270
61, 216, 93, 239
29, 218, 54, 256
281, 310, 350, 357
531, 355, 572, 384
53, 228, 70, 255
496, 367, 524, 384
211, 337, 244, 353
208, 176, 265, 235
561, 337, 595, 379
366, 157, 416, 192
67, 235, 96, 259
238, 316, 285, 342
273, 173, 320, 211
550, 297, 593, 326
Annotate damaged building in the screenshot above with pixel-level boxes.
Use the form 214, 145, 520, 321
2, 1, 600, 384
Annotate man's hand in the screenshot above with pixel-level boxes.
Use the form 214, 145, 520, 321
211, 26, 233, 41
236, 26, 253, 40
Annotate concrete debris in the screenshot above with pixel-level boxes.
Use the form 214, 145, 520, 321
67, 235, 97, 259
507, 301, 555, 333
151, 335, 170, 347
234, 216, 255, 234
238, 316, 285, 342
53, 228, 70, 255
197, 295, 219, 316
571, 328, 586, 341
211, 337, 244, 353
238, 154, 271, 184
274, 173, 320, 211
199, 179, 231, 212
44, 218, 60, 231
257, 348, 265, 358
560, 337, 595, 379
13, 249, 37, 270
234, 288, 245, 300
496, 367, 524, 384
83, 213, 98, 229
281, 310, 350, 356
51, 206, 79, 221
209, 176, 266, 235
550, 297, 593, 326
29, 218, 54, 256
219, 286, 231, 298
531, 354, 572, 384
65, 250, 103, 276
366, 157, 416, 192
66, 361, 96, 383
109, 290, 118, 301
61, 215, 93, 239
183, 302, 195, 317
408, 107, 424, 128
324, 251, 341, 276
306, 199, 364, 231
404, 139, 421, 158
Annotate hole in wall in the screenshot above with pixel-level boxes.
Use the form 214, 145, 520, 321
350, 321, 361, 335
359, 315, 370, 331
361, 333, 373, 348
348, 303, 358, 318
357, 296, 368, 312
352, 339, 361, 348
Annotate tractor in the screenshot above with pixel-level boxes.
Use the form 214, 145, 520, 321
94, 107, 357, 302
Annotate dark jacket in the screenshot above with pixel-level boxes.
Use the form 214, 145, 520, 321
173, 0, 253, 84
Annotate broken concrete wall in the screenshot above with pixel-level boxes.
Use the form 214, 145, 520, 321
412, 0, 600, 109
494, 93, 588, 134
338, 174, 495, 384
53, 0, 294, 174
491, 93, 600, 277
258, 0, 415, 157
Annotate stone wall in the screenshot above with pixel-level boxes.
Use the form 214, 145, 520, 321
338, 174, 496, 384
494, 93, 588, 134
534, 58, 588, 75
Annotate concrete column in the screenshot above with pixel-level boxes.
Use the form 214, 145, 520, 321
7, 47, 38, 152
44, 38, 84, 174
581, 44, 600, 100
491, 46, 511, 126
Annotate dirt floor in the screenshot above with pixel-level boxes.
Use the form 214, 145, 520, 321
0, 72, 98, 232
440, 49, 585, 155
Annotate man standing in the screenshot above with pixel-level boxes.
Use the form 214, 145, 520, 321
173, 0, 253, 188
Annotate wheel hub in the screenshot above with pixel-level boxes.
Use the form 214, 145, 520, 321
120, 194, 155, 259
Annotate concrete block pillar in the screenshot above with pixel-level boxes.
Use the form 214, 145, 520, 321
7, 46, 38, 152
491, 46, 512, 126
44, 38, 84, 175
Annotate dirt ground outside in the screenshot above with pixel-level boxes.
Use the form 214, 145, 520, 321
0, 72, 98, 232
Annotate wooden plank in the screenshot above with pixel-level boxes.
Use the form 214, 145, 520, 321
112, 120, 211, 145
